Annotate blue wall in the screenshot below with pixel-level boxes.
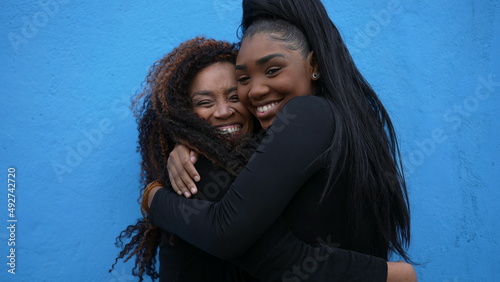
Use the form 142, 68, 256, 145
1, 0, 498, 281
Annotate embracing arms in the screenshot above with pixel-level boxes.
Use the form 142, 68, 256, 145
147, 96, 416, 281
148, 95, 334, 258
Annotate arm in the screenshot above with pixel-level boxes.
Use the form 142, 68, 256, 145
228, 216, 415, 281
150, 189, 416, 282
149, 95, 334, 259
227, 215, 389, 282
149, 188, 414, 282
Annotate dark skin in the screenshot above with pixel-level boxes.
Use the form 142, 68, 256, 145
169, 62, 254, 197
151, 32, 417, 282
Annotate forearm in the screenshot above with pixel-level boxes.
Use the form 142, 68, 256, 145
231, 218, 388, 281
150, 96, 335, 258
150, 187, 260, 259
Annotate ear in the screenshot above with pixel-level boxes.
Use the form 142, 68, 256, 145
306, 51, 320, 80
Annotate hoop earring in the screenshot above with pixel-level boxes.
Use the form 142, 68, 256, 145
312, 73, 319, 80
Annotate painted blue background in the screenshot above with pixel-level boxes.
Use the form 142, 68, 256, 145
1, 0, 499, 281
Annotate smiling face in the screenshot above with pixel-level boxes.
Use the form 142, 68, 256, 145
235, 32, 317, 129
189, 62, 253, 137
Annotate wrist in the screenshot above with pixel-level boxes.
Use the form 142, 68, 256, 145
386, 261, 417, 282
148, 186, 162, 210
141, 180, 163, 216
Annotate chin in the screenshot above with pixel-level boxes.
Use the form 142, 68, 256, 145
260, 122, 271, 130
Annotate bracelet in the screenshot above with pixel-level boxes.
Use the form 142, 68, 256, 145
141, 180, 163, 217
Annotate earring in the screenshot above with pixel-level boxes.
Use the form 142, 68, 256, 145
312, 73, 319, 79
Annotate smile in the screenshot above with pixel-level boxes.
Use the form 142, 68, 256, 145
256, 101, 280, 113
217, 124, 242, 135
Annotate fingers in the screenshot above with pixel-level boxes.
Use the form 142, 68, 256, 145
178, 156, 199, 197
168, 162, 191, 197
168, 150, 192, 197
167, 144, 201, 198
187, 151, 200, 182
190, 150, 199, 165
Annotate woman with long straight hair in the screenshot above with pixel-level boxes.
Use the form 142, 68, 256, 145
146, 0, 416, 280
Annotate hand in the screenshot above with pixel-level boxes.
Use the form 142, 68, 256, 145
387, 261, 417, 282
167, 144, 200, 198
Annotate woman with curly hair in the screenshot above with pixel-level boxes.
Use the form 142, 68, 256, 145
111, 37, 260, 281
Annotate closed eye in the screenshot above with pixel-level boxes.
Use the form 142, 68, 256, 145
228, 94, 239, 103
194, 100, 214, 107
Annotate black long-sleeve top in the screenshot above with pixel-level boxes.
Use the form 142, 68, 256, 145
157, 157, 258, 281
151, 95, 388, 281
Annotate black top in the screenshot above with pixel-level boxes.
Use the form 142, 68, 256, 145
151, 95, 388, 281
158, 157, 258, 281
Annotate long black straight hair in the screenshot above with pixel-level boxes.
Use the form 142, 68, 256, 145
240, 0, 411, 261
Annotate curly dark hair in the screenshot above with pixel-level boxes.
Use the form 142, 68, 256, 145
110, 37, 259, 280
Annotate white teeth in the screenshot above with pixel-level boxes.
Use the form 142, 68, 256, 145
257, 102, 279, 113
218, 125, 241, 135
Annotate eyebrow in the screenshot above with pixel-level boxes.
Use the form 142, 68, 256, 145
235, 53, 286, 70
191, 90, 212, 97
224, 86, 237, 94
191, 86, 237, 98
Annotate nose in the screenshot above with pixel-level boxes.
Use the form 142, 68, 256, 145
213, 102, 233, 119
247, 78, 270, 102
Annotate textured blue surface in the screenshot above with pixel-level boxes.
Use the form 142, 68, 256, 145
1, 0, 499, 281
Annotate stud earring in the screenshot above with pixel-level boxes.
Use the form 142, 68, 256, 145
312, 73, 319, 79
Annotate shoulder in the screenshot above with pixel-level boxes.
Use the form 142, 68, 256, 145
281, 95, 332, 119
272, 95, 333, 128
284, 95, 330, 110
265, 95, 335, 146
